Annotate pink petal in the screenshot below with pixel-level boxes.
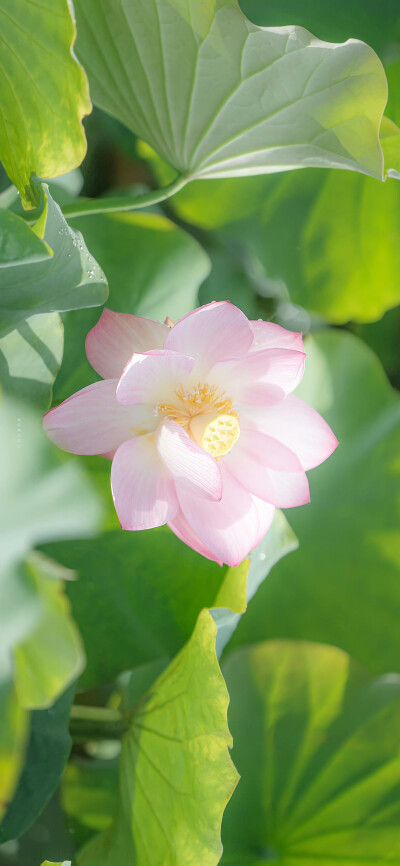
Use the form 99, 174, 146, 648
163, 301, 254, 372
116, 350, 195, 406
157, 420, 222, 501
111, 434, 178, 530
224, 428, 310, 508
43, 380, 155, 455
210, 347, 306, 405
250, 320, 304, 352
241, 394, 338, 470
168, 511, 223, 564
177, 465, 275, 567
86, 309, 169, 379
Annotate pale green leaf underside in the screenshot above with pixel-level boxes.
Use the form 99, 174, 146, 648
222, 640, 400, 864
0, 187, 108, 339
74, 0, 386, 181
78, 611, 238, 866
0, 0, 90, 207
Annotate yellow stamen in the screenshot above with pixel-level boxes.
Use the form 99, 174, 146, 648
158, 382, 240, 457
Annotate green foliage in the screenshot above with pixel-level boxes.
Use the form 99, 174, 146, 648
0, 0, 90, 207
0, 187, 108, 339
0, 686, 74, 844
53, 210, 210, 404
0, 679, 27, 824
146, 120, 400, 323
1, 1, 400, 864
43, 527, 248, 689
74, 0, 386, 181
222, 640, 400, 864
230, 330, 400, 674
77, 611, 238, 866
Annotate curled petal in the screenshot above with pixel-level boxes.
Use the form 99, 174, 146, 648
168, 511, 223, 564
250, 320, 304, 353
225, 428, 310, 508
178, 466, 275, 567
241, 394, 338, 470
43, 380, 154, 455
163, 301, 254, 372
210, 347, 306, 404
117, 350, 195, 406
157, 420, 222, 501
86, 308, 169, 379
111, 434, 179, 530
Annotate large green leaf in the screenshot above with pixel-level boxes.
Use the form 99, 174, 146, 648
221, 640, 400, 865
52, 209, 210, 404
0, 0, 90, 207
0, 312, 63, 410
229, 330, 400, 675
43, 527, 248, 689
0, 187, 108, 339
0, 685, 74, 843
77, 610, 238, 866
74, 0, 386, 182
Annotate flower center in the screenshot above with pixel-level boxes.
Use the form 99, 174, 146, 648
190, 412, 240, 457
158, 382, 240, 458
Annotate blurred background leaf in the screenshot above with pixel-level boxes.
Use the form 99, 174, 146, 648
0, 686, 75, 845
228, 330, 400, 675
221, 640, 400, 864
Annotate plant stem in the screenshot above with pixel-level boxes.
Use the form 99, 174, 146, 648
69, 705, 128, 742
62, 174, 189, 220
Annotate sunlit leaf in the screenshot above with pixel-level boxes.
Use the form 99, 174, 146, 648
74, 0, 386, 182
230, 331, 400, 675
0, 187, 108, 339
0, 686, 74, 843
222, 640, 400, 864
0, 0, 90, 207
77, 611, 238, 866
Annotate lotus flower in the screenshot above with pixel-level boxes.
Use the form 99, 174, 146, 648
43, 302, 337, 566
